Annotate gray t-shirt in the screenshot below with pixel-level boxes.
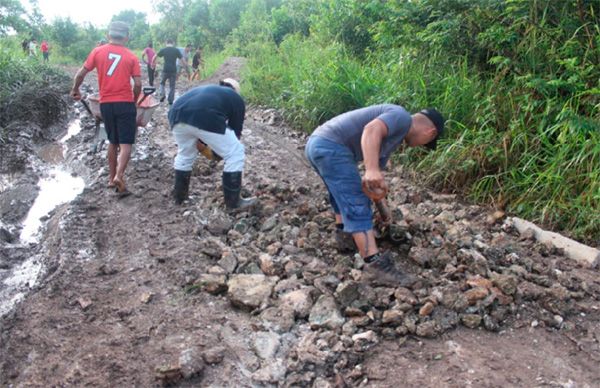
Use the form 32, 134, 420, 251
312, 104, 412, 167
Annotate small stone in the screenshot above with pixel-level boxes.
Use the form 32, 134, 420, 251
466, 275, 493, 289
201, 237, 226, 259
253, 331, 281, 360
77, 297, 93, 310
419, 301, 435, 317
140, 292, 154, 304
202, 346, 226, 364
394, 287, 418, 305
335, 281, 361, 308
416, 321, 439, 338
461, 314, 482, 329
196, 274, 228, 295
218, 251, 238, 274
464, 287, 489, 305
352, 330, 379, 351
266, 242, 282, 256
179, 347, 205, 379
491, 273, 518, 295
259, 253, 284, 276
483, 315, 499, 332
260, 307, 295, 333
309, 295, 345, 330
382, 309, 404, 325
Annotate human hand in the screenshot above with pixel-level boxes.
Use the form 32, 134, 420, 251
70, 88, 82, 101
362, 169, 388, 201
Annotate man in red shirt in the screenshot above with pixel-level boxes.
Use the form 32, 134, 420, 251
40, 40, 49, 62
71, 21, 141, 194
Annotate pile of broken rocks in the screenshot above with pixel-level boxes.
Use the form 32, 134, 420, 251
169, 162, 598, 385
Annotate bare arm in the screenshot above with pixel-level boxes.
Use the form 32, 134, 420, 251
360, 118, 389, 195
70, 66, 90, 100
132, 76, 142, 103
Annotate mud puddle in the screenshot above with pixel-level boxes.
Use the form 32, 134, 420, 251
0, 119, 86, 318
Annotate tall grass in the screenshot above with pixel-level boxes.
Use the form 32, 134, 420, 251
243, 32, 600, 243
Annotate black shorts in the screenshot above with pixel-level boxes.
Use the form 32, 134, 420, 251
100, 102, 137, 144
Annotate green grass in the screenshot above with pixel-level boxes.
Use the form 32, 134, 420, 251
242, 33, 600, 243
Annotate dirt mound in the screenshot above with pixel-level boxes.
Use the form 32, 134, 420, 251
0, 58, 599, 387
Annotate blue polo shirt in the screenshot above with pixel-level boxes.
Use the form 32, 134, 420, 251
168, 85, 245, 138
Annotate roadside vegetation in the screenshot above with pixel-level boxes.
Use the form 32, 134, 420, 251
230, 0, 600, 243
1, 0, 598, 243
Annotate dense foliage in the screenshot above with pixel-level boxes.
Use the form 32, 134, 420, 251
235, 0, 600, 242
1, 0, 598, 242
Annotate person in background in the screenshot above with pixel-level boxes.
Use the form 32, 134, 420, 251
152, 39, 182, 106
141, 41, 156, 86
71, 21, 142, 195
28, 39, 37, 57
21, 39, 29, 54
190, 47, 203, 81
176, 44, 192, 80
40, 40, 50, 62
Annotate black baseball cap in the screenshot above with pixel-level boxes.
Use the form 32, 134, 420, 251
419, 108, 445, 150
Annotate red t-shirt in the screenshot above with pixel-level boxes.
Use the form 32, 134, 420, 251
40, 42, 48, 52
84, 43, 141, 103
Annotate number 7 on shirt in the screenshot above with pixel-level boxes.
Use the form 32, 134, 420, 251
107, 53, 122, 76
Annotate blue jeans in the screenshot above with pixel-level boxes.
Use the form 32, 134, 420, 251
305, 136, 372, 233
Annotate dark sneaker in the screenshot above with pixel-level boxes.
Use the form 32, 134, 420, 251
335, 228, 356, 253
364, 251, 419, 287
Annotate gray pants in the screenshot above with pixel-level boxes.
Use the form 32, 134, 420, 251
159, 71, 176, 104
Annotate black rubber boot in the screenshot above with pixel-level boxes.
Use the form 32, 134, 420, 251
222, 171, 257, 211
173, 170, 191, 205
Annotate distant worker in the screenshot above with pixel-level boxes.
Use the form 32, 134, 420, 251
305, 104, 444, 286
71, 21, 142, 195
152, 39, 182, 106
168, 79, 257, 211
28, 39, 37, 57
176, 44, 192, 80
40, 40, 50, 62
190, 47, 203, 81
141, 41, 156, 86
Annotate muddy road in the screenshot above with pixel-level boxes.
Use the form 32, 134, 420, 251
1, 58, 599, 387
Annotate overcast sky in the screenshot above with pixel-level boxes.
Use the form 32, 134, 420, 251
24, 0, 160, 27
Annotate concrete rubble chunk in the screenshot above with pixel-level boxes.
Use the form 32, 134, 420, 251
280, 287, 314, 318
227, 274, 278, 310
253, 331, 281, 360
309, 295, 345, 330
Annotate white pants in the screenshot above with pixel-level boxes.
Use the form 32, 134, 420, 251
172, 123, 245, 172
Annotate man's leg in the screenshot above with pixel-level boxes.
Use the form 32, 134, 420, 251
147, 64, 154, 86
167, 72, 176, 104
159, 72, 167, 101
172, 123, 200, 204
197, 127, 256, 210
115, 144, 132, 184
107, 144, 118, 186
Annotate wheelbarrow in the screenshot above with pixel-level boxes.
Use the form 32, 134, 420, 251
80, 86, 159, 153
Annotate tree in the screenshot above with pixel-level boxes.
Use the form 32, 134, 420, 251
110, 10, 150, 49
0, 0, 27, 35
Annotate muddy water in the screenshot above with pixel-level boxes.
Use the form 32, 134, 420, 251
19, 168, 85, 243
0, 120, 85, 317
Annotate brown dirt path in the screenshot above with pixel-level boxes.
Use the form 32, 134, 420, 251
0, 58, 599, 387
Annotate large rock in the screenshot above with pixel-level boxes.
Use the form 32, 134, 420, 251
260, 307, 295, 333
309, 295, 345, 330
280, 288, 314, 318
227, 274, 278, 310
196, 274, 227, 295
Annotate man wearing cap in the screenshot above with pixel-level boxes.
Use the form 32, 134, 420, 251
71, 21, 142, 194
168, 78, 257, 210
305, 104, 444, 286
